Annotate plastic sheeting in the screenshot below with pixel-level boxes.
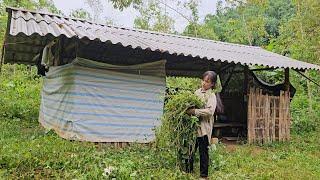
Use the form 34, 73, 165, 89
39, 58, 166, 142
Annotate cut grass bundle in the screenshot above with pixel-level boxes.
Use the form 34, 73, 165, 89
157, 90, 204, 170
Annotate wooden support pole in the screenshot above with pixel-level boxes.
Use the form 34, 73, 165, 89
284, 68, 290, 92
59, 36, 65, 65
244, 65, 250, 143
284, 68, 290, 141
244, 65, 249, 95
0, 45, 4, 73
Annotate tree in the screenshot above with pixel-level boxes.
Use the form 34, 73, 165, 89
70, 8, 92, 20
37, 0, 62, 14
86, 0, 103, 22
273, 0, 320, 113
108, 0, 142, 10
134, 0, 175, 33
182, 0, 219, 39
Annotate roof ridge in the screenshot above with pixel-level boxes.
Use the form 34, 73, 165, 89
123, 27, 261, 49
6, 6, 108, 27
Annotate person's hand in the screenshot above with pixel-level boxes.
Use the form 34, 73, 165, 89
186, 108, 195, 115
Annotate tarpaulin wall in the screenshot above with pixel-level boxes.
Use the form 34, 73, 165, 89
39, 58, 166, 142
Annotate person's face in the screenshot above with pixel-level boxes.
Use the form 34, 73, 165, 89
201, 75, 214, 91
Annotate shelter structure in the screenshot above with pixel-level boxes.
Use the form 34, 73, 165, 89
2, 7, 320, 144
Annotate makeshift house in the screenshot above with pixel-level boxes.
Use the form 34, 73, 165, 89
2, 7, 320, 144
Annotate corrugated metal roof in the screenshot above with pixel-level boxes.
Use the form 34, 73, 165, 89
3, 7, 320, 71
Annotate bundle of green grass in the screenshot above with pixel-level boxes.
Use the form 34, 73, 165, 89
157, 90, 204, 169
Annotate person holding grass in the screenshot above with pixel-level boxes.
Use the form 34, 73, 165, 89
186, 71, 223, 179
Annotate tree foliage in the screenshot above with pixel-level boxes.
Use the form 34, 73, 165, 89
133, 0, 174, 33
70, 8, 92, 20
108, 0, 142, 10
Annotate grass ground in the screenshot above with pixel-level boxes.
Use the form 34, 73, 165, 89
1, 118, 319, 179
1, 65, 319, 179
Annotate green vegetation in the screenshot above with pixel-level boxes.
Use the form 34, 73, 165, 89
1, 63, 319, 179
0, 64, 41, 121
1, 114, 320, 179
158, 90, 204, 170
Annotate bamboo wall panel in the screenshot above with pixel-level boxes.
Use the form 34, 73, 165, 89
248, 88, 290, 144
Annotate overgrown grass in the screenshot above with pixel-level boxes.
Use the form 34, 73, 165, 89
0, 64, 42, 120
1, 119, 319, 179
1, 65, 320, 179
0, 119, 190, 179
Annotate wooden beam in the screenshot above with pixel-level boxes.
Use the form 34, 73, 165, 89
0, 45, 4, 72
284, 68, 290, 92
294, 70, 320, 87
251, 67, 277, 71
243, 65, 250, 95
3, 60, 36, 65
166, 69, 203, 77
4, 49, 39, 55
4, 43, 44, 48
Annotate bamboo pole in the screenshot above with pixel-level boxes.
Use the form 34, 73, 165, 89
252, 88, 257, 144
272, 97, 276, 142
248, 88, 252, 143
280, 91, 284, 142
265, 95, 270, 143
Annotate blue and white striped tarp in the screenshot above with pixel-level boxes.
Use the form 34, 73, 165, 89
39, 58, 166, 142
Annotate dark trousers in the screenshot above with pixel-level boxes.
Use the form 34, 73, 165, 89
185, 135, 209, 177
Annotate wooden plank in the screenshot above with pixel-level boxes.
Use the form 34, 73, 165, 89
280, 91, 284, 141
279, 91, 282, 142
250, 88, 255, 144
252, 88, 256, 144
272, 97, 276, 142
214, 122, 246, 128
248, 88, 252, 144
259, 89, 263, 144
286, 91, 291, 141
261, 90, 264, 144
265, 94, 270, 143
284, 92, 288, 141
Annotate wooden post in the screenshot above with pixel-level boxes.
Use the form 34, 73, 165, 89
0, 44, 4, 73
265, 95, 270, 143
244, 66, 250, 143
53, 37, 64, 66
244, 66, 249, 94
284, 68, 290, 92
272, 97, 276, 142
59, 36, 65, 65
248, 89, 252, 144
284, 68, 290, 141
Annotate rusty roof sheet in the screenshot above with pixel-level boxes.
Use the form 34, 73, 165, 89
3, 7, 320, 71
